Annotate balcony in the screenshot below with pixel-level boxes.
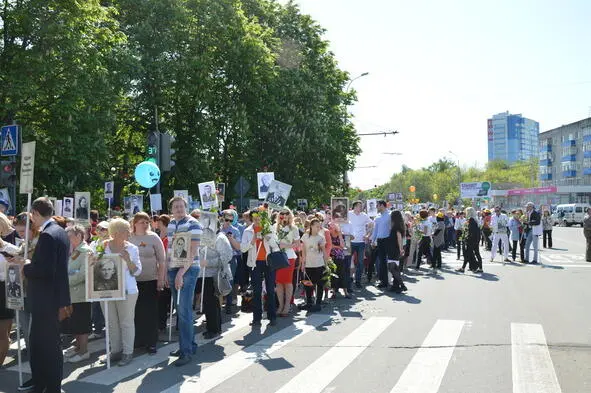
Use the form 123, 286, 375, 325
584, 168, 591, 176
562, 140, 576, 147
539, 159, 552, 166
563, 170, 577, 178
540, 173, 552, 180
539, 144, 552, 152
585, 151, 591, 159
561, 155, 577, 162
584, 135, 591, 143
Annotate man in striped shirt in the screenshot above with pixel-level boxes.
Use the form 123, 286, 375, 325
166, 196, 203, 367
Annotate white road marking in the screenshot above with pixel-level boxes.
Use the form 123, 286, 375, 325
161, 314, 331, 393
81, 312, 252, 385
275, 317, 396, 393
390, 319, 465, 393
511, 323, 562, 393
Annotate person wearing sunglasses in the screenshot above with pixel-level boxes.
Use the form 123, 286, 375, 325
220, 210, 242, 314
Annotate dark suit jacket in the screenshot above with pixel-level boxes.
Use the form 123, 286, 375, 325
467, 218, 481, 247
23, 221, 71, 316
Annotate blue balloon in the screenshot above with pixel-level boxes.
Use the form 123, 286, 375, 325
134, 161, 161, 189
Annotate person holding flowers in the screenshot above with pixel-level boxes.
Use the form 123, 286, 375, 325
240, 205, 279, 327
300, 218, 327, 312
274, 208, 300, 316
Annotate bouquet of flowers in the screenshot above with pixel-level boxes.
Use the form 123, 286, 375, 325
251, 205, 273, 237
459, 220, 470, 243
322, 258, 338, 289
412, 216, 424, 242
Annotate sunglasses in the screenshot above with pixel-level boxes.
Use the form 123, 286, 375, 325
224, 218, 232, 222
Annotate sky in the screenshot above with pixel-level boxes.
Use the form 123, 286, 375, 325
280, 0, 591, 189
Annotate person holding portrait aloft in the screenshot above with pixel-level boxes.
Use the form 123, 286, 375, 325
130, 212, 166, 355
62, 225, 93, 363
98, 218, 142, 367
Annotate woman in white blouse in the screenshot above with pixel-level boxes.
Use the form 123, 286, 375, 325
97, 218, 142, 366
274, 209, 300, 317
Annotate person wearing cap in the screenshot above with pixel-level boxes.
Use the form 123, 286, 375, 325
523, 202, 542, 264
490, 206, 510, 262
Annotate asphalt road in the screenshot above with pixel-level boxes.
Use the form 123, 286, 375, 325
1, 226, 590, 393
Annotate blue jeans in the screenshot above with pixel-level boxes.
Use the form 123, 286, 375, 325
225, 256, 238, 308
251, 260, 276, 322
168, 265, 199, 356
524, 232, 539, 262
351, 242, 366, 284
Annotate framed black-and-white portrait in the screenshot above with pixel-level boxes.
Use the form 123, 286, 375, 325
174, 190, 188, 200
331, 197, 349, 222
86, 254, 126, 301
75, 192, 91, 221
124, 195, 143, 216
170, 232, 193, 268
257, 172, 275, 199
104, 181, 114, 201
198, 211, 218, 248
55, 199, 63, 216
5, 263, 24, 310
367, 199, 378, 218
198, 181, 218, 210
63, 197, 74, 218
264, 180, 292, 209
48, 197, 57, 215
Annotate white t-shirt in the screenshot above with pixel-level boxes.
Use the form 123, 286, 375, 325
301, 233, 326, 268
277, 225, 301, 259
348, 211, 372, 244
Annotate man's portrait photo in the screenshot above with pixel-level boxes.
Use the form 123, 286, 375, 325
5, 263, 24, 310
198, 181, 219, 210
257, 172, 275, 199
367, 199, 378, 218
216, 183, 225, 202
170, 232, 193, 268
198, 211, 218, 248
87, 254, 125, 301
63, 197, 74, 218
75, 192, 91, 221
264, 180, 292, 209
104, 181, 114, 200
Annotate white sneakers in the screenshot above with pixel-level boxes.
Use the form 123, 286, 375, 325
67, 351, 90, 363
63, 346, 78, 358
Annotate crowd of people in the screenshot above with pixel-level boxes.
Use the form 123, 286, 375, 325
0, 196, 566, 392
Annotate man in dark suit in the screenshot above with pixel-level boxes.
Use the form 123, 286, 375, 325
20, 197, 70, 393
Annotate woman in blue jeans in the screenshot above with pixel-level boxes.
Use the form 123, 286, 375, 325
166, 196, 203, 367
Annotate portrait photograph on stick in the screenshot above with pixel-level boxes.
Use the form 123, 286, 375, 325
264, 179, 292, 209
198, 181, 218, 210
5, 263, 24, 310
367, 198, 378, 218
331, 197, 349, 222
198, 211, 219, 249
74, 191, 91, 222
257, 172, 275, 199
170, 232, 193, 268
86, 254, 126, 301
63, 197, 74, 218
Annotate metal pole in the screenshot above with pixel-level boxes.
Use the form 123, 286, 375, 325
16, 193, 32, 385
154, 106, 161, 195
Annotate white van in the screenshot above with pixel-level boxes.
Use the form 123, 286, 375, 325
553, 203, 590, 227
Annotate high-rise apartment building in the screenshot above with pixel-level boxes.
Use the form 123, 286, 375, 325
487, 112, 539, 163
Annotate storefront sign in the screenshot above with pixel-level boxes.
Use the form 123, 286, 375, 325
507, 186, 557, 196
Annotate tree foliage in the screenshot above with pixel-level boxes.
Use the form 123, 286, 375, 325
350, 158, 540, 207
0, 0, 360, 212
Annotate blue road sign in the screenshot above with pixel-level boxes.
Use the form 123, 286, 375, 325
1, 125, 19, 156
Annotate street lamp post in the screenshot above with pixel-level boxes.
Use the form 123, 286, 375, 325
343, 72, 369, 193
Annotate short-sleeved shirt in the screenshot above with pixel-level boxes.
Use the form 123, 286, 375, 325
301, 233, 326, 268
167, 216, 203, 267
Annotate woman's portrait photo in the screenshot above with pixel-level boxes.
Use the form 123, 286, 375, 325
75, 192, 91, 221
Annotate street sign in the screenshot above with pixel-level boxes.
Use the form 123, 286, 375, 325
297, 199, 308, 207
234, 176, 250, 196
19, 142, 35, 194
1, 125, 19, 156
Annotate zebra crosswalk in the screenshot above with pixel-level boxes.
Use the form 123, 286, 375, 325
1, 312, 573, 393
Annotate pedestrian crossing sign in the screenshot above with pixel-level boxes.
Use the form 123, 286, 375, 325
1, 125, 19, 156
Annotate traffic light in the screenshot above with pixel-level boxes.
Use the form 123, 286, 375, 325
0, 160, 16, 187
159, 133, 176, 172
147, 131, 160, 165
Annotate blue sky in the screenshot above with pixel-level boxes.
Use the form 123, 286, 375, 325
281, 0, 591, 189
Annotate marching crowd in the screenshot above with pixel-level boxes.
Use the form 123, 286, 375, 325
0, 196, 560, 392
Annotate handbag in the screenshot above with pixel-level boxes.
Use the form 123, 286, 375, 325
267, 250, 290, 271
214, 266, 232, 297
